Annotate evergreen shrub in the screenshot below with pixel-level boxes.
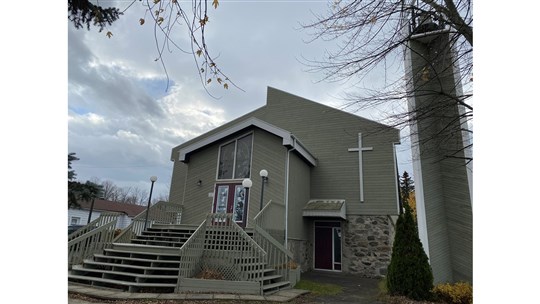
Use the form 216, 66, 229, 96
386, 203, 433, 300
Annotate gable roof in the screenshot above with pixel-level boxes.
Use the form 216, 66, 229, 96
73, 199, 146, 217
177, 117, 317, 166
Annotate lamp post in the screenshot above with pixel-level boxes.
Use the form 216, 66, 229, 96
242, 178, 252, 217
144, 176, 157, 230
259, 169, 268, 211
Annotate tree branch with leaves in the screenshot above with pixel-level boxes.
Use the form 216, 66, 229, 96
68, 0, 240, 96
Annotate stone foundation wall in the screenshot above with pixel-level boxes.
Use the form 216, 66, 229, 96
287, 238, 312, 273
342, 215, 395, 278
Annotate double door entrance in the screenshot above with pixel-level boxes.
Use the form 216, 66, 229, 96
314, 221, 342, 271
212, 182, 249, 228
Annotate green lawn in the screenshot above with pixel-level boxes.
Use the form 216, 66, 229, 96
294, 279, 343, 296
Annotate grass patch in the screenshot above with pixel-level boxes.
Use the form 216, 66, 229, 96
294, 279, 343, 296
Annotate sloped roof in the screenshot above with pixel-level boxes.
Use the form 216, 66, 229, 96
302, 199, 346, 219
177, 117, 317, 166
74, 199, 146, 217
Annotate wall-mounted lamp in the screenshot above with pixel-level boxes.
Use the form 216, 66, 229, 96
197, 180, 202, 186
259, 169, 269, 211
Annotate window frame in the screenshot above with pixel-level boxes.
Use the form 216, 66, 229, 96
70, 216, 81, 225
215, 132, 254, 181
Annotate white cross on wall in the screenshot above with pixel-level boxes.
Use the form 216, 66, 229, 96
348, 133, 373, 203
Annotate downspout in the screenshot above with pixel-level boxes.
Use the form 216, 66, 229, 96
284, 136, 297, 250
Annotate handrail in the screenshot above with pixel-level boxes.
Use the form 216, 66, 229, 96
253, 200, 293, 282
113, 201, 182, 243
68, 219, 117, 268
68, 212, 121, 241
253, 224, 292, 282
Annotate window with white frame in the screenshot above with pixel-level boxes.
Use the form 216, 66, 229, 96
70, 217, 81, 225
217, 133, 253, 180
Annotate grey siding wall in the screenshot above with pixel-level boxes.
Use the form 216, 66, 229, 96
407, 35, 473, 283
176, 141, 221, 225
258, 88, 400, 216
248, 129, 287, 226
168, 160, 188, 208
287, 152, 311, 240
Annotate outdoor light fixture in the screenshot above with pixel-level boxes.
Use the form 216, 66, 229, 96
242, 178, 253, 188
197, 180, 202, 186
259, 169, 269, 211
144, 176, 158, 230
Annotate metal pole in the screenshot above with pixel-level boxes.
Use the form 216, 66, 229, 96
144, 180, 155, 230
87, 198, 95, 224
259, 177, 266, 211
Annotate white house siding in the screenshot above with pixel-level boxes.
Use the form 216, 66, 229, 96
68, 209, 132, 229
68, 209, 101, 226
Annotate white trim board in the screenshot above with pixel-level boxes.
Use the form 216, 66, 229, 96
178, 117, 317, 166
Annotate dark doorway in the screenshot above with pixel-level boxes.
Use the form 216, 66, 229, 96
314, 221, 342, 271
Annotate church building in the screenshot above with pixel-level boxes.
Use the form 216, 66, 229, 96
169, 87, 401, 277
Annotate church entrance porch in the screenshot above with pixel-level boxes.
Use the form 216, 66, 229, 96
314, 221, 342, 271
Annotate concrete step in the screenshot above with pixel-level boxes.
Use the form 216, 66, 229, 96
262, 280, 290, 294
257, 274, 282, 282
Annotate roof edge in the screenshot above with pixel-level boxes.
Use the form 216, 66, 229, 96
178, 117, 317, 166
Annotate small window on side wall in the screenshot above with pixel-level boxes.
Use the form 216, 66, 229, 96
218, 133, 253, 180
70, 217, 81, 225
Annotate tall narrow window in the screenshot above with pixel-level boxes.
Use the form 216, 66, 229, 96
217, 134, 253, 180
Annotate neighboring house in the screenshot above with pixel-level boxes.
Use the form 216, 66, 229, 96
169, 87, 401, 277
68, 199, 147, 229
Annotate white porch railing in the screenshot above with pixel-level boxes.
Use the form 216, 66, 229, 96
68, 212, 121, 241
68, 219, 117, 268
114, 201, 182, 244
253, 200, 293, 281
176, 213, 268, 293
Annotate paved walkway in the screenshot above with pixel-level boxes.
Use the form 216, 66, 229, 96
68, 283, 309, 303
68, 271, 383, 303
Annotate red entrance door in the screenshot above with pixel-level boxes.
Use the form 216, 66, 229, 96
314, 221, 342, 271
213, 183, 249, 227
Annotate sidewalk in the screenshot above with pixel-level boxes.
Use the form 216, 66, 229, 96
68, 283, 309, 303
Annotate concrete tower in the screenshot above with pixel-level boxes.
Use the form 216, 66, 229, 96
403, 9, 473, 284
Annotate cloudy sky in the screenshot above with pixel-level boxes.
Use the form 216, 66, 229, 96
67, 0, 413, 200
